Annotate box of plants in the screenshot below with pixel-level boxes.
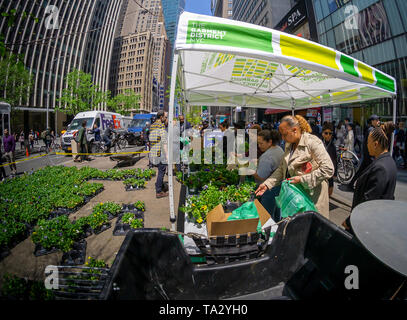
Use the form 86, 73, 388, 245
0, 273, 55, 300
181, 182, 257, 226
32, 215, 84, 256
123, 177, 147, 191
75, 182, 104, 203
121, 201, 146, 215
92, 202, 122, 221
86, 210, 111, 235
60, 239, 87, 266
113, 212, 144, 236
0, 218, 29, 262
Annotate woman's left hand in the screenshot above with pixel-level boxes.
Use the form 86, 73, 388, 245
288, 176, 301, 184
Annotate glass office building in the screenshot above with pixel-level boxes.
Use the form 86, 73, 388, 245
161, 0, 185, 49
313, 0, 407, 122
0, 0, 123, 132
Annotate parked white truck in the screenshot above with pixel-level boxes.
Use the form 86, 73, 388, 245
61, 111, 126, 153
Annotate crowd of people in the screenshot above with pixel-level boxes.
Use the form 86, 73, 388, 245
145, 111, 400, 234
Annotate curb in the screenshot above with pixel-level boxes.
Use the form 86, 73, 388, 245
330, 193, 352, 209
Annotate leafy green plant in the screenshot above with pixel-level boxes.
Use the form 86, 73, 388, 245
93, 202, 121, 217
84, 256, 108, 280
122, 213, 143, 229
86, 211, 109, 231
31, 216, 80, 252
134, 201, 145, 212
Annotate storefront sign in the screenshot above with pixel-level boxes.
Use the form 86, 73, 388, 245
275, 1, 307, 34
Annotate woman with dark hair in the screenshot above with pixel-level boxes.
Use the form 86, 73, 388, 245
321, 122, 337, 197
255, 115, 334, 219
343, 122, 355, 152
253, 129, 284, 221
343, 122, 398, 233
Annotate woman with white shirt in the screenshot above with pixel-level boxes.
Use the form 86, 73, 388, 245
344, 123, 355, 152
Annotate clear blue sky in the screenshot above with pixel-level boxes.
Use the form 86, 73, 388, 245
184, 0, 212, 15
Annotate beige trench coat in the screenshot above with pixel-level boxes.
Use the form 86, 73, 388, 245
263, 132, 334, 218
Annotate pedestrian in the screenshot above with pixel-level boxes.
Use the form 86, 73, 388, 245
354, 121, 363, 155
219, 120, 235, 164
321, 122, 337, 197
343, 122, 397, 234
255, 115, 334, 219
102, 123, 116, 154
335, 120, 346, 147
74, 121, 88, 162
29, 130, 34, 149
2, 129, 17, 176
344, 123, 355, 153
0, 137, 7, 181
349, 114, 381, 189
35, 130, 39, 144
394, 122, 406, 167
253, 129, 284, 222
149, 110, 168, 198
19, 131, 25, 150
44, 128, 53, 151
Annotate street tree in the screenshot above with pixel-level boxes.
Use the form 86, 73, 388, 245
0, 51, 33, 108
56, 68, 108, 115
108, 89, 140, 116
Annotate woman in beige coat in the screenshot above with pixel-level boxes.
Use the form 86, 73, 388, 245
255, 115, 334, 218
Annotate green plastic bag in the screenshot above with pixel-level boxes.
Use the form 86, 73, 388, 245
275, 180, 317, 218
227, 202, 262, 233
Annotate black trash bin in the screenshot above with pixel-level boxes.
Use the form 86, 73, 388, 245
98, 212, 405, 300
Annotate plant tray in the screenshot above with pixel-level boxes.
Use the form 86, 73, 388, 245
125, 185, 146, 191
77, 225, 93, 240
105, 211, 121, 221
113, 213, 144, 236
83, 188, 104, 203
34, 244, 60, 257
60, 240, 87, 266
121, 204, 144, 215
91, 222, 112, 235
0, 246, 11, 262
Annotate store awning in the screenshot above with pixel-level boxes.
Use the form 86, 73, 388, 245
264, 108, 288, 115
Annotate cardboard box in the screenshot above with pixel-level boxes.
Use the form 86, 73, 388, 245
206, 199, 271, 237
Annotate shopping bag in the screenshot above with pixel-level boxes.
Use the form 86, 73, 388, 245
275, 180, 317, 218
227, 201, 262, 233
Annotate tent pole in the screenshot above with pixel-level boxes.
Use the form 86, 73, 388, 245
291, 98, 295, 116
168, 53, 179, 230
390, 96, 397, 156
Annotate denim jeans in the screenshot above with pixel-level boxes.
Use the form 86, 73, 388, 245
260, 185, 281, 222
155, 163, 167, 193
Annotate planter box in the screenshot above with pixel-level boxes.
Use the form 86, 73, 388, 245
34, 244, 59, 257
124, 185, 146, 191
113, 213, 144, 236
121, 204, 144, 215
0, 246, 11, 262
60, 240, 87, 266
91, 222, 112, 235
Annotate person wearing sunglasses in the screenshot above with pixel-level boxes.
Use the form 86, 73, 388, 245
321, 123, 337, 197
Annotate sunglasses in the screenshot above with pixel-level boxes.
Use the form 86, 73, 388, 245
323, 131, 333, 135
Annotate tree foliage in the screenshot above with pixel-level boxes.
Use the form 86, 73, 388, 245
108, 88, 140, 116
0, 52, 33, 107
56, 69, 108, 115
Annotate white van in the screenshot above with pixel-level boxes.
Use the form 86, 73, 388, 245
61, 111, 125, 152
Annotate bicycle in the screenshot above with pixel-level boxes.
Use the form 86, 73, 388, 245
336, 145, 360, 185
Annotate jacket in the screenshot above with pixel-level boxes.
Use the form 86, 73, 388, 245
351, 152, 397, 211
3, 134, 16, 153
263, 132, 334, 218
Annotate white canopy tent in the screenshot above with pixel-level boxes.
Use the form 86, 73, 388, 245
166, 12, 397, 228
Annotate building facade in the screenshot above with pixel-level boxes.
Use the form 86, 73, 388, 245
110, 31, 155, 113
161, 0, 185, 48
0, 0, 123, 132
110, 0, 170, 113
232, 0, 295, 28
312, 0, 407, 123
211, 0, 234, 19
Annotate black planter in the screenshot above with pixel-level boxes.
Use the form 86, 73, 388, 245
124, 185, 145, 191
34, 244, 59, 257
60, 240, 87, 266
91, 222, 112, 235
113, 213, 144, 236
0, 246, 11, 262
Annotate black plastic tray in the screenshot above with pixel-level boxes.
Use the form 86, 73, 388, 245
61, 240, 87, 265
113, 213, 144, 236
91, 222, 112, 235
34, 244, 59, 257
124, 185, 146, 191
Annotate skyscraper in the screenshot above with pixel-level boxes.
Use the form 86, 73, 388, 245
110, 0, 171, 113
0, 0, 123, 132
211, 0, 234, 19
161, 0, 185, 48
